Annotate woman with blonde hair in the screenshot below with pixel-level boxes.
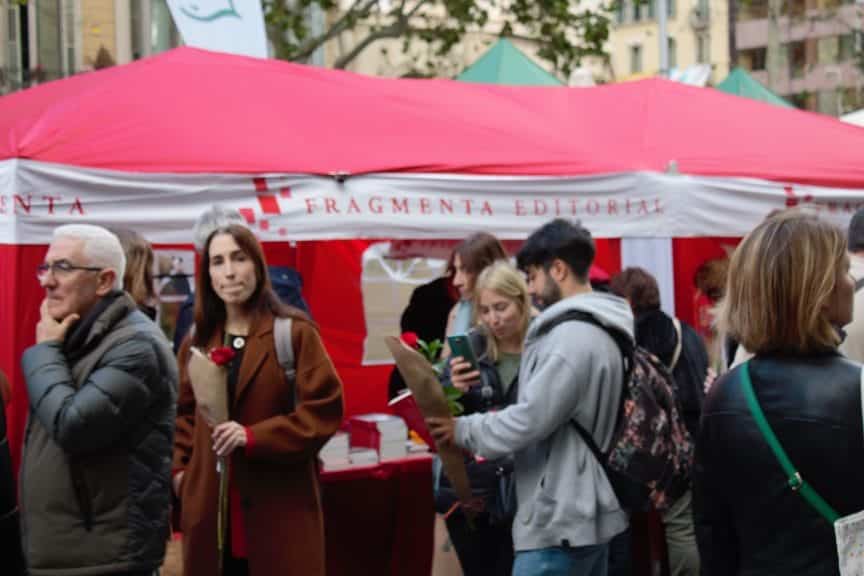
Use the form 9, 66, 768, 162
437, 260, 532, 576
695, 211, 864, 575
112, 228, 158, 320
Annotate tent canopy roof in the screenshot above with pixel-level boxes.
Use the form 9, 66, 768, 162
1, 47, 864, 188
716, 67, 792, 108
456, 38, 563, 86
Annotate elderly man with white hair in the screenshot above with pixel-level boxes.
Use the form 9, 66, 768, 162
20, 224, 177, 576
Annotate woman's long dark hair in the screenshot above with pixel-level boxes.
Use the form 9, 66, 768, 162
193, 225, 307, 347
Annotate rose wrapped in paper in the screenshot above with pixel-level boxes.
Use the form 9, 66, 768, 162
186, 344, 236, 573
187, 347, 234, 427
385, 336, 474, 520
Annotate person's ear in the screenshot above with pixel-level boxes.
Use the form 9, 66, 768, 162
549, 259, 568, 284
95, 269, 118, 296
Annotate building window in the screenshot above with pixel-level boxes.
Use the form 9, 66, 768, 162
6, 4, 21, 90
36, 1, 62, 82
788, 41, 807, 79
817, 36, 839, 65
668, 37, 677, 69
630, 44, 643, 74
739, 0, 768, 20
62, 0, 75, 75
839, 34, 856, 61
696, 34, 709, 64
842, 87, 864, 113
789, 0, 806, 17
616, 0, 627, 23
739, 47, 767, 71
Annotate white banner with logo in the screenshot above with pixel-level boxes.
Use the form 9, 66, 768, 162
166, 0, 267, 58
2, 160, 864, 245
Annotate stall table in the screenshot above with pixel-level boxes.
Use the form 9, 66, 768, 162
320, 453, 435, 576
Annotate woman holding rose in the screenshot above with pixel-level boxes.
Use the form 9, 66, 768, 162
172, 224, 344, 575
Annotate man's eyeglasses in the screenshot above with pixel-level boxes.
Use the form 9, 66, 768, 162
36, 260, 103, 282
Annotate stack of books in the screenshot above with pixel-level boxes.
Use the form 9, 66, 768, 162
350, 413, 408, 461
318, 432, 350, 471
349, 447, 379, 466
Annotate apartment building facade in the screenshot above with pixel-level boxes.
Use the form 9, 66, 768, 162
608, 0, 730, 83
0, 0, 178, 94
735, 0, 863, 115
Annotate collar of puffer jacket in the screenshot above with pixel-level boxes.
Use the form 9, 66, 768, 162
63, 290, 137, 362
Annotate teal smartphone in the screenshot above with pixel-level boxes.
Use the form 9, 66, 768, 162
447, 334, 479, 371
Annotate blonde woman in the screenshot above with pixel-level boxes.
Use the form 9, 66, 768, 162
437, 261, 532, 576
112, 228, 158, 320
695, 211, 864, 575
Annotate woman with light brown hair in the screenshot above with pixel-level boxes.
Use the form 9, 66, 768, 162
695, 210, 864, 575
444, 232, 508, 339
112, 228, 158, 320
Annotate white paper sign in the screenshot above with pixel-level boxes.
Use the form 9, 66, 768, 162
166, 0, 268, 58
836, 509, 864, 575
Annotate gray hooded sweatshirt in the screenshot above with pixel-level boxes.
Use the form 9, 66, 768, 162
455, 291, 634, 552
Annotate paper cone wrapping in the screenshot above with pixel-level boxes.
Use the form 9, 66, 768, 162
385, 336, 473, 513
188, 347, 229, 427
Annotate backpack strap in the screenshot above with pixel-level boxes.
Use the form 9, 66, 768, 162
535, 310, 634, 377
274, 317, 295, 380
669, 318, 683, 372
273, 317, 297, 407
537, 310, 632, 457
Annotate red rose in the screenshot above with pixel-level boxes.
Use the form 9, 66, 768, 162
209, 346, 236, 366
400, 332, 420, 349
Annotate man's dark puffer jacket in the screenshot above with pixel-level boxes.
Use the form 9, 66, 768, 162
694, 352, 864, 576
20, 292, 177, 576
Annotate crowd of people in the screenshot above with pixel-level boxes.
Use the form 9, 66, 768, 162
0, 205, 863, 576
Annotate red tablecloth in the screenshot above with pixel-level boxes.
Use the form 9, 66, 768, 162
320, 454, 435, 576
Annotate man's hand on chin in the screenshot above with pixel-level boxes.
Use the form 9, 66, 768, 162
36, 300, 79, 344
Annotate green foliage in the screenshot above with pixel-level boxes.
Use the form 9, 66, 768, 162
263, 0, 612, 77
416, 338, 443, 364
444, 385, 465, 416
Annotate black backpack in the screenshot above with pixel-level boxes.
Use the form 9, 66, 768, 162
537, 310, 694, 512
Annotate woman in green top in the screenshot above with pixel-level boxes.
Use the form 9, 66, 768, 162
438, 261, 533, 576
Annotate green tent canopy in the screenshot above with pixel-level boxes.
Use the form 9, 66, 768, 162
716, 68, 792, 108
457, 38, 563, 86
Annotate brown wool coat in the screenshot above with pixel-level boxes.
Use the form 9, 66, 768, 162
173, 314, 344, 576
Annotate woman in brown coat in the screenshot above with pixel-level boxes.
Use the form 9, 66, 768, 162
172, 224, 344, 575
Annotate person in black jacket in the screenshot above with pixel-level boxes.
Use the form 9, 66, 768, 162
0, 370, 24, 575
610, 267, 708, 440
436, 261, 532, 576
695, 211, 864, 575
611, 266, 706, 576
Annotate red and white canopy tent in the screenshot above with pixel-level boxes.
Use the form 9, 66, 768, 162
2, 47, 864, 466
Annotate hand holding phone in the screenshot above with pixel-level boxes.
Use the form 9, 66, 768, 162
447, 334, 481, 391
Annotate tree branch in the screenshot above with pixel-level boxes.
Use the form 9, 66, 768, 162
333, 0, 430, 68
291, 0, 380, 61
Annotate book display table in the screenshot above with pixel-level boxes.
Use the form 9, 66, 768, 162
320, 454, 435, 576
